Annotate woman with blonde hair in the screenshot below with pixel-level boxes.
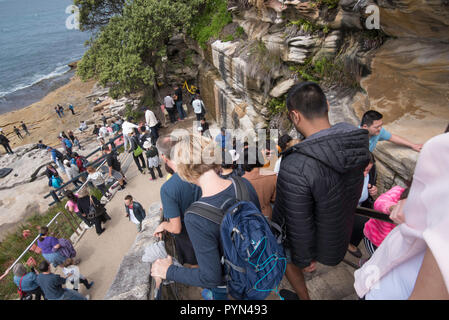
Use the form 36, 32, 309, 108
151, 134, 261, 300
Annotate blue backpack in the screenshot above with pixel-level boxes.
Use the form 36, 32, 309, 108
186, 176, 287, 300
64, 139, 72, 149
51, 175, 63, 189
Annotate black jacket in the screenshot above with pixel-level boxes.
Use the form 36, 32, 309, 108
125, 201, 146, 222
0, 134, 9, 145
129, 135, 143, 153
272, 123, 370, 268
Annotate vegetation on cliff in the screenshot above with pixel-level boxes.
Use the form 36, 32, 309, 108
77, 0, 205, 98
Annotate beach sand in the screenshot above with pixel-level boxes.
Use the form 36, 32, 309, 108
0, 74, 97, 149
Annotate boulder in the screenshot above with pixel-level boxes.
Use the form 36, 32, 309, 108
269, 78, 295, 98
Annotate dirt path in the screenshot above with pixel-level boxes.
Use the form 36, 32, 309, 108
69, 113, 200, 300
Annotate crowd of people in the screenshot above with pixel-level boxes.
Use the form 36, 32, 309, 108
149, 81, 447, 301
5, 81, 448, 301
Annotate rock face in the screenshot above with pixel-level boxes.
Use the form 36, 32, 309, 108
104, 203, 162, 300
181, 0, 449, 194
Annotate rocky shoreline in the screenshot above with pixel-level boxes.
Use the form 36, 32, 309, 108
0, 68, 144, 240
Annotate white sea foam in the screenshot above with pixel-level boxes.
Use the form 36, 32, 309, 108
0, 64, 72, 98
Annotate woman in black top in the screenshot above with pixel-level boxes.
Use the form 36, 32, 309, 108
76, 187, 111, 235
129, 130, 146, 174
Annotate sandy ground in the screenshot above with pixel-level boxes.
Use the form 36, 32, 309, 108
0, 74, 97, 150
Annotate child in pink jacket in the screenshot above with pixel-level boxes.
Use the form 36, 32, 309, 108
363, 186, 405, 255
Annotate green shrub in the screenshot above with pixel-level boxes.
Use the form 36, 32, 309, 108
268, 96, 287, 115
189, 0, 233, 49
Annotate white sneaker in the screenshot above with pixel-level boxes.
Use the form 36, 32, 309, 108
85, 294, 90, 300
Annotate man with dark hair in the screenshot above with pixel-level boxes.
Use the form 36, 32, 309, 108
36, 260, 87, 300
153, 135, 201, 267
124, 195, 146, 232
174, 85, 186, 121
13, 126, 23, 140
272, 82, 371, 300
103, 145, 126, 190
21, 121, 30, 135
360, 110, 423, 152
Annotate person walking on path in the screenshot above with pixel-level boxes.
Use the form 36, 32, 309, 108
272, 82, 370, 300
192, 95, 206, 121
21, 121, 30, 136
55, 106, 61, 118
68, 104, 75, 115
13, 126, 23, 140
36, 260, 88, 300
103, 145, 126, 190
13, 263, 44, 300
124, 195, 146, 232
62, 258, 94, 292
164, 94, 177, 124
86, 166, 112, 199
122, 117, 139, 152
0, 132, 13, 154
65, 190, 93, 228
63, 160, 83, 188
76, 187, 111, 236
143, 141, 163, 180
58, 104, 65, 117
129, 130, 147, 174
37, 226, 67, 268
174, 85, 186, 121
47, 147, 66, 175
67, 130, 83, 150
59, 136, 73, 158
145, 108, 160, 144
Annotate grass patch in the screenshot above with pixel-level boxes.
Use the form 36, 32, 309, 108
189, 0, 233, 49
0, 191, 103, 299
289, 56, 361, 89
289, 18, 329, 34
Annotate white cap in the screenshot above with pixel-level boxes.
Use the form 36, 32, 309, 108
63, 159, 70, 165
143, 141, 152, 149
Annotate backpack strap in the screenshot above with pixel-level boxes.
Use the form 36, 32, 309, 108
230, 176, 250, 202
186, 201, 224, 225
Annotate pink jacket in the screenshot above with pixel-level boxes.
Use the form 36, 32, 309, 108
363, 186, 404, 247
354, 133, 449, 298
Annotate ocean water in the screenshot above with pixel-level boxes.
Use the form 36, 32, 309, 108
0, 0, 92, 114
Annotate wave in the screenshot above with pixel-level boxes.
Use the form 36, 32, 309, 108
0, 64, 73, 98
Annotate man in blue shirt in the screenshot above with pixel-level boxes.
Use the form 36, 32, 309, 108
153, 135, 201, 266
361, 110, 423, 152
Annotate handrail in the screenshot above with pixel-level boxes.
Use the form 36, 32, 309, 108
43, 133, 124, 204
355, 206, 395, 224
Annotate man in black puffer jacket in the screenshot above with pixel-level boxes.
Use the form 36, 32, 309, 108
272, 82, 370, 300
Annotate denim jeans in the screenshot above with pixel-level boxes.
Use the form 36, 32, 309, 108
43, 252, 67, 267
176, 101, 186, 120
59, 288, 87, 300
